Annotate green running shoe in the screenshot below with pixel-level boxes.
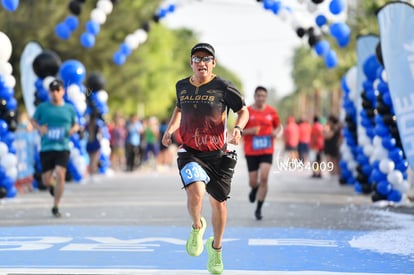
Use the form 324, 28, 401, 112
186, 216, 206, 256
206, 237, 224, 274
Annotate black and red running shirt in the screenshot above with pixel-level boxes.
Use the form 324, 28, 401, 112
176, 76, 245, 152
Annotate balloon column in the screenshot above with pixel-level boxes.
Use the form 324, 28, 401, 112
1, 0, 19, 12
370, 67, 408, 203
59, 59, 88, 182
258, 0, 350, 69
0, 31, 20, 199
338, 67, 358, 188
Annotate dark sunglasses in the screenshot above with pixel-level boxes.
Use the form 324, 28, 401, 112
191, 56, 214, 63
50, 88, 61, 93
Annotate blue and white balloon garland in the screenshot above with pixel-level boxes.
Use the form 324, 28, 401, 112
257, 0, 350, 69
80, 0, 115, 48
112, 0, 179, 65
0, 31, 20, 199
55, 0, 85, 40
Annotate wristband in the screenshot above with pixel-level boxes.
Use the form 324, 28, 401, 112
234, 126, 243, 136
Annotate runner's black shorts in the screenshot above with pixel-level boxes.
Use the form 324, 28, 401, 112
40, 150, 70, 172
245, 154, 273, 172
177, 150, 236, 202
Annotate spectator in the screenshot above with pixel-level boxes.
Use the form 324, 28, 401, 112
310, 115, 324, 178
283, 116, 299, 160
125, 114, 144, 172
298, 118, 311, 164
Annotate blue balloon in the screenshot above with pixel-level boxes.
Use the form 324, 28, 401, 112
329, 0, 345, 15
59, 59, 86, 84
329, 22, 350, 40
263, 0, 273, 10
6, 186, 17, 198
0, 119, 8, 135
65, 15, 79, 31
80, 32, 95, 48
382, 92, 392, 106
376, 180, 392, 195
315, 14, 327, 27
324, 50, 338, 69
314, 40, 330, 56
0, 176, 13, 189
363, 55, 381, 81
113, 51, 126, 66
387, 189, 402, 202
55, 22, 71, 40
389, 148, 404, 162
120, 42, 132, 56
85, 20, 100, 35
0, 86, 14, 100
271, 1, 282, 14
382, 136, 396, 150
168, 4, 175, 13
157, 8, 167, 18
1, 0, 19, 12
5, 97, 17, 111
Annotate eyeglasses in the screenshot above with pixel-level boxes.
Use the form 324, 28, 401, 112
50, 88, 61, 93
191, 56, 214, 63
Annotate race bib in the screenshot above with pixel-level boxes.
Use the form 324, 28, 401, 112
252, 136, 272, 150
180, 161, 210, 186
47, 127, 65, 141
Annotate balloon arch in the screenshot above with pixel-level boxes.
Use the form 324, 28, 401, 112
0, 0, 413, 205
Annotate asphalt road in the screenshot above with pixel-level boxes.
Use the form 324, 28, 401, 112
0, 149, 413, 274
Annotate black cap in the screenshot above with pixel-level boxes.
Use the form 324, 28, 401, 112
191, 43, 215, 57
49, 79, 64, 91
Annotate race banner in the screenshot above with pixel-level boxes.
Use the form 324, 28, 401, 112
377, 1, 414, 169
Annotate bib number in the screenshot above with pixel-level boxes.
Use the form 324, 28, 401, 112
47, 127, 65, 141
252, 136, 272, 150
180, 161, 210, 186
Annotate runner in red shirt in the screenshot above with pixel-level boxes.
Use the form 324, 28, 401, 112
242, 86, 281, 220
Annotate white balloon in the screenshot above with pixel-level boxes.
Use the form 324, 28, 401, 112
0, 61, 12, 75
393, 180, 409, 193
379, 158, 395, 174
97, 0, 113, 15
0, 32, 12, 62
6, 166, 17, 180
372, 136, 382, 147
382, 70, 388, 83
134, 29, 148, 44
66, 84, 81, 101
4, 74, 15, 88
1, 153, 17, 168
100, 138, 109, 148
0, 142, 8, 157
97, 90, 108, 103
387, 170, 403, 185
43, 76, 56, 91
91, 8, 107, 24
363, 144, 374, 157
125, 34, 139, 49
345, 66, 357, 91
